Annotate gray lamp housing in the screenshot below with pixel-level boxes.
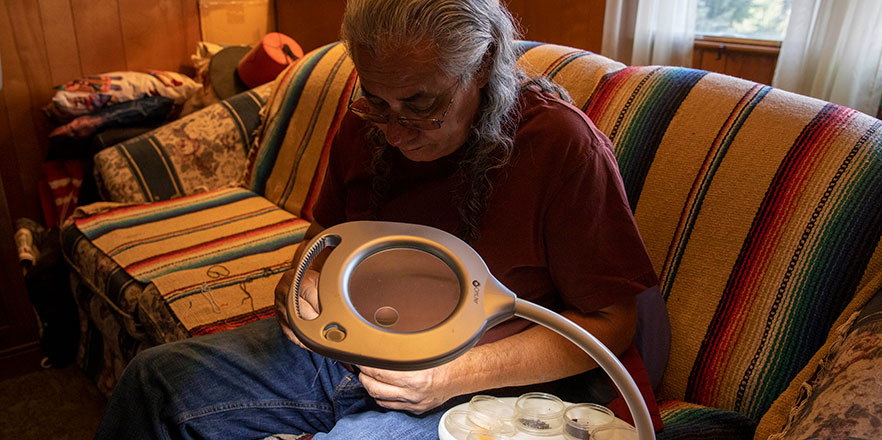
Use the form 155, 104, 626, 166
287, 221, 655, 439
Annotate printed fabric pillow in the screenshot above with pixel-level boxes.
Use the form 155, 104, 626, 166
768, 287, 882, 439
45, 71, 201, 122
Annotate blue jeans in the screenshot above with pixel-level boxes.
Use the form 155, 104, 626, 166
94, 318, 445, 440
95, 288, 669, 439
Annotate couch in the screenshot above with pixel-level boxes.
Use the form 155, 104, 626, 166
61, 41, 882, 439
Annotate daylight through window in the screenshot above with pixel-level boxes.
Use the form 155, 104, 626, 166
696, 0, 794, 41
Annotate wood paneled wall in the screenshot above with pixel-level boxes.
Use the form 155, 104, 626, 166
0, 0, 200, 375
276, 0, 345, 52
692, 42, 779, 86
507, 0, 606, 53
275, 0, 607, 55
1, 0, 200, 223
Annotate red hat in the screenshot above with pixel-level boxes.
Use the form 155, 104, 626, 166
237, 32, 304, 89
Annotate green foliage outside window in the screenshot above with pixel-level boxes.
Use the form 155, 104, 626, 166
696, 0, 793, 41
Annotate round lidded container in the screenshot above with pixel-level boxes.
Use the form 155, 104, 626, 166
465, 432, 506, 440
514, 392, 566, 436
591, 424, 638, 440
443, 409, 503, 440
468, 395, 517, 436
563, 403, 616, 439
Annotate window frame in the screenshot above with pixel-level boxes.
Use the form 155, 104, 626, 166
694, 35, 781, 56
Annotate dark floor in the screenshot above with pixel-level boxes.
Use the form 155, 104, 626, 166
0, 364, 106, 440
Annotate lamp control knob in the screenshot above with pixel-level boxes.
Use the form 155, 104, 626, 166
322, 324, 346, 342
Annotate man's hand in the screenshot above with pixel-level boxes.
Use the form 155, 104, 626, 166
274, 223, 327, 349
274, 268, 320, 350
357, 364, 459, 414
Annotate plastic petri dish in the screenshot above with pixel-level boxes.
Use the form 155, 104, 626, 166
444, 409, 503, 440
562, 403, 616, 439
591, 424, 638, 440
468, 395, 517, 435
465, 432, 506, 440
514, 392, 566, 436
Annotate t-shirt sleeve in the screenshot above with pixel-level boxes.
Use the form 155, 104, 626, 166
543, 118, 659, 314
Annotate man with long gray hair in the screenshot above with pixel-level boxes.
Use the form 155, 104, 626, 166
94, 1, 668, 438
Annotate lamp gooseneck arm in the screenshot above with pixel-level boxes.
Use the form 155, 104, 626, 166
513, 299, 655, 440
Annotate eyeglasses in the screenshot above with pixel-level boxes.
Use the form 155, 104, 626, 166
348, 81, 460, 131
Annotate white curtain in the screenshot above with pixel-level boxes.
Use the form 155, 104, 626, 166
773, 0, 882, 116
602, 0, 698, 67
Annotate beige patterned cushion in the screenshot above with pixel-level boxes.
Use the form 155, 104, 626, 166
763, 285, 882, 439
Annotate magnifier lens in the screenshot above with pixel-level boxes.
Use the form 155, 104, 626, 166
348, 248, 461, 333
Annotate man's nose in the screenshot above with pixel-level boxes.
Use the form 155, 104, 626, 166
381, 120, 419, 147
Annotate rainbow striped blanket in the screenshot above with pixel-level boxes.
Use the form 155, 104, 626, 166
73, 187, 309, 332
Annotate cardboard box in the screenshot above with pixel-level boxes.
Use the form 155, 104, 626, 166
199, 0, 275, 46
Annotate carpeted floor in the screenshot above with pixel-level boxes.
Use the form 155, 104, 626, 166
0, 365, 106, 440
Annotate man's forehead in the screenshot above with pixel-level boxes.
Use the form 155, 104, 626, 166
354, 49, 454, 99
351, 41, 437, 66
355, 47, 439, 78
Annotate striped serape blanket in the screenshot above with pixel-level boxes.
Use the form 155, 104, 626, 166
74, 186, 309, 333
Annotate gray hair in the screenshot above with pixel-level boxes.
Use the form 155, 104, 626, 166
341, 0, 523, 243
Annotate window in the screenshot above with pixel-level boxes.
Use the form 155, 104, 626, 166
696, 0, 794, 41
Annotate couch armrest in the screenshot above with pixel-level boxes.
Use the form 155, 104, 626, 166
93, 85, 271, 203
765, 284, 882, 439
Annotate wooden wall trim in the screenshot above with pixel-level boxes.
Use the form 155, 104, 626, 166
694, 39, 781, 56
0, 342, 44, 380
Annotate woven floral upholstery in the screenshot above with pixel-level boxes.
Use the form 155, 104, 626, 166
765, 286, 882, 439
68, 273, 148, 396
93, 85, 272, 204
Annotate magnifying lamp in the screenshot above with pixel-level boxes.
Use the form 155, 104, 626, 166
286, 220, 655, 439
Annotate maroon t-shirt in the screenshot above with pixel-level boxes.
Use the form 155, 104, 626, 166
313, 87, 658, 344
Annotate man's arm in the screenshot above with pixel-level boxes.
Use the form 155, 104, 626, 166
356, 296, 637, 414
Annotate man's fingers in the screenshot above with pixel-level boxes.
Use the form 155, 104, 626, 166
297, 294, 319, 319
272, 267, 315, 350
358, 371, 412, 403
296, 270, 320, 319
373, 399, 428, 414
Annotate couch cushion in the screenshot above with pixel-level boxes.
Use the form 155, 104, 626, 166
583, 64, 882, 421
65, 186, 310, 343
94, 86, 271, 204
245, 42, 357, 221
68, 272, 147, 397
515, 41, 626, 108
763, 284, 882, 439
